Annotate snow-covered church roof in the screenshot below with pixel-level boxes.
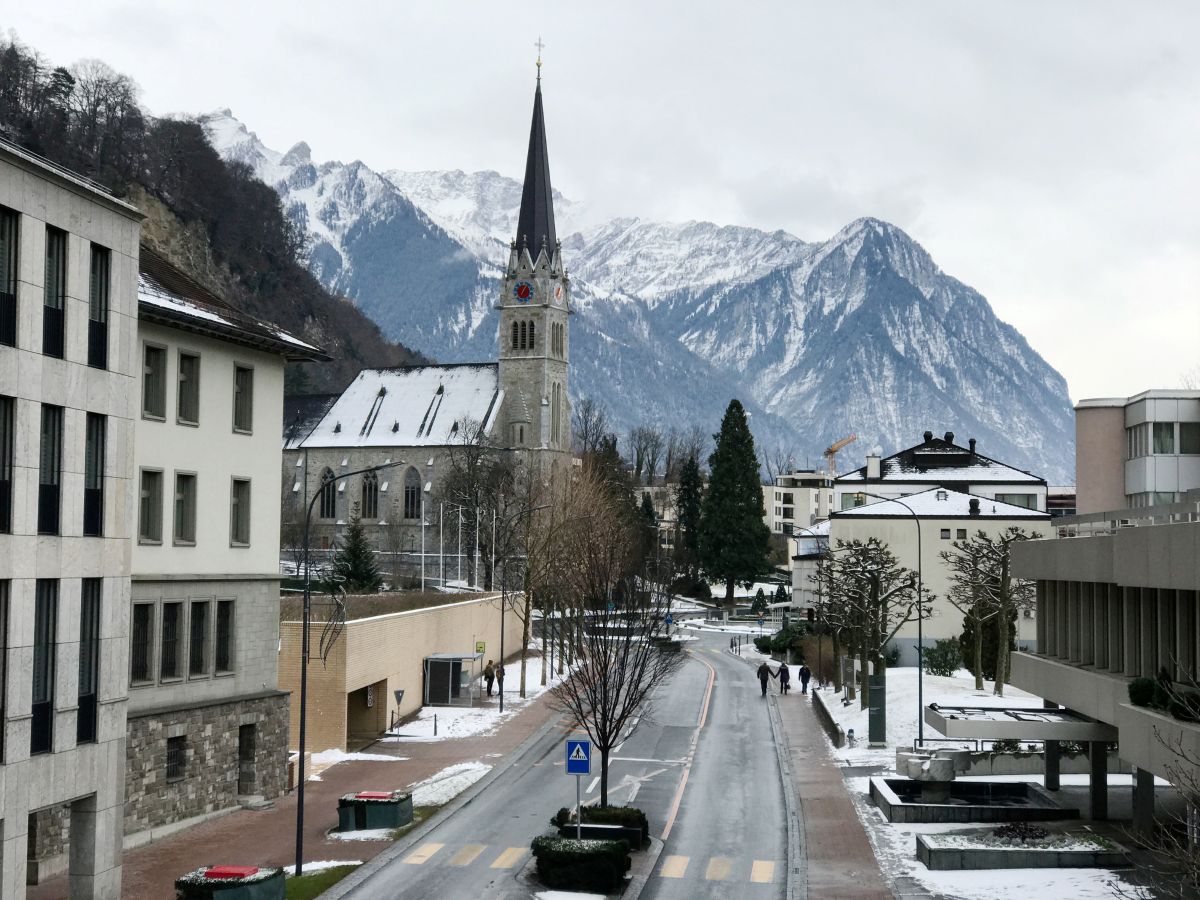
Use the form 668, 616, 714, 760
298, 364, 502, 449
831, 487, 1049, 520
837, 431, 1044, 485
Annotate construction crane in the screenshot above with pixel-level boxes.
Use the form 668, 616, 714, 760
823, 434, 858, 478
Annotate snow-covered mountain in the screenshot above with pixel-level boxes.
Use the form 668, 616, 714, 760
201, 110, 1075, 482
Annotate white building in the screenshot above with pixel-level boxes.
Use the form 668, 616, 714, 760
764, 469, 834, 535
829, 488, 1052, 665
0, 140, 142, 897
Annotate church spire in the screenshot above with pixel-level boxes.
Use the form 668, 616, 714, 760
515, 67, 556, 257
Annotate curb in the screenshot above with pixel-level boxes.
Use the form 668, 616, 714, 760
623, 835, 665, 900
319, 710, 565, 898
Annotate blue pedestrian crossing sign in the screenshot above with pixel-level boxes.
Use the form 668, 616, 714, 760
664, 613, 673, 626
565, 738, 592, 776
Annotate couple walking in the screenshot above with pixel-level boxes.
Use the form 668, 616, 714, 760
483, 660, 505, 697
756, 661, 812, 696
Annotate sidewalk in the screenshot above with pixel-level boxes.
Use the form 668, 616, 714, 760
29, 682, 561, 899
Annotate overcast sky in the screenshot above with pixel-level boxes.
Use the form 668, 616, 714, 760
13, 1, 1198, 401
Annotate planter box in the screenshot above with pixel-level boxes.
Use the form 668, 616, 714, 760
557, 821, 645, 847
337, 791, 413, 831
870, 777, 1078, 824
174, 867, 284, 899
916, 833, 1131, 870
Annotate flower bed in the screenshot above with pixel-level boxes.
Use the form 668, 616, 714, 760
174, 866, 285, 899
916, 829, 1130, 871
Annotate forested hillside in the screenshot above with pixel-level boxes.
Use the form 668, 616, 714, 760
0, 37, 425, 389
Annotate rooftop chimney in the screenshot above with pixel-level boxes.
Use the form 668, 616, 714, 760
866, 453, 881, 480
969, 498, 980, 517
944, 431, 955, 444
923, 430, 934, 442
968, 438, 976, 455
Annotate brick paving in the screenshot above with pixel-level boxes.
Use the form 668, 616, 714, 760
29, 681, 560, 900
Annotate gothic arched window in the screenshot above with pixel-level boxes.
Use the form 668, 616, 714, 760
319, 468, 336, 519
361, 470, 379, 519
403, 467, 421, 520
521, 321, 529, 350
511, 321, 519, 349
529, 320, 536, 350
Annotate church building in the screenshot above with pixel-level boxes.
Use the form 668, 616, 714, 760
283, 71, 572, 572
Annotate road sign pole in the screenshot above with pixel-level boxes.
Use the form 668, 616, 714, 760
576, 774, 582, 840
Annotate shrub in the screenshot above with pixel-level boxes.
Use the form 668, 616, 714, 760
1152, 680, 1172, 710
991, 738, 1021, 753
551, 805, 649, 846
922, 639, 961, 677
753, 635, 773, 654
884, 645, 901, 668
1128, 677, 1156, 708
992, 822, 1048, 842
530, 836, 630, 893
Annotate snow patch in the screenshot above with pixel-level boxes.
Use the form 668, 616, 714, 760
408, 762, 491, 807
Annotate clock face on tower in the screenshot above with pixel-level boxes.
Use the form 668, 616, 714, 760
554, 285, 563, 305
513, 281, 533, 303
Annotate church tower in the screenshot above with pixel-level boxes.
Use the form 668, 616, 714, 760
498, 68, 570, 460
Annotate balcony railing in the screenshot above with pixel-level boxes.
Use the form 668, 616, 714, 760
76, 692, 97, 745
87, 319, 107, 369
0, 290, 14, 347
31, 700, 52, 754
1052, 492, 1200, 538
42, 305, 64, 359
83, 486, 103, 537
37, 484, 59, 535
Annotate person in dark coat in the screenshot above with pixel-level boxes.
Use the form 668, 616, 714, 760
756, 662, 772, 696
495, 663, 505, 694
798, 664, 812, 694
777, 663, 791, 695
483, 660, 496, 697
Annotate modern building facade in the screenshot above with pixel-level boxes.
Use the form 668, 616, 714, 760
0, 140, 142, 898
1075, 390, 1200, 514
764, 469, 833, 535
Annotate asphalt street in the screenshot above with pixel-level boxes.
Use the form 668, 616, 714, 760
343, 629, 788, 899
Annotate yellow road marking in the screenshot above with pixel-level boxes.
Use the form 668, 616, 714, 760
449, 844, 485, 866
705, 857, 732, 881
751, 860, 775, 883
490, 846, 526, 869
660, 855, 689, 878
402, 842, 443, 865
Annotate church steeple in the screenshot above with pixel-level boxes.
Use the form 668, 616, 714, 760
515, 74, 557, 258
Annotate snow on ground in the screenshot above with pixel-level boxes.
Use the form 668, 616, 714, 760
681, 620, 771, 635
326, 828, 394, 842
285, 860, 363, 874
309, 749, 406, 766
385, 654, 566, 743
409, 762, 492, 807
535, 892, 606, 900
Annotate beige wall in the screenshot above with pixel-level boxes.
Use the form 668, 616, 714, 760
278, 594, 524, 752
1076, 405, 1126, 514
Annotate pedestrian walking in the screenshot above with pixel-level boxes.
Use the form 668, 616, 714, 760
798, 664, 812, 694
757, 662, 772, 697
495, 663, 505, 695
483, 660, 496, 697
777, 662, 791, 695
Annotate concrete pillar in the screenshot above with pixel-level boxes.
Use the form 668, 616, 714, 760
1123, 587, 1139, 677
1, 816, 29, 900
1133, 766, 1156, 837
1081, 584, 1094, 666
1108, 587, 1123, 673
1043, 699, 1060, 791
1089, 740, 1108, 821
68, 793, 123, 899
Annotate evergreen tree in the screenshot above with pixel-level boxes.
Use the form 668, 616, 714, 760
674, 452, 703, 579
698, 400, 772, 613
750, 588, 768, 617
638, 491, 659, 565
332, 506, 382, 593
774, 583, 789, 606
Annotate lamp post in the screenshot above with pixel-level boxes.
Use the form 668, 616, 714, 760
295, 459, 403, 876
855, 491, 925, 746
792, 523, 828, 687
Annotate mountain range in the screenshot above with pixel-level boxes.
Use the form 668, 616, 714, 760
202, 109, 1075, 483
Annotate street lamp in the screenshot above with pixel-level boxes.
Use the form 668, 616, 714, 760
792, 523, 828, 688
855, 491, 925, 746
295, 459, 404, 876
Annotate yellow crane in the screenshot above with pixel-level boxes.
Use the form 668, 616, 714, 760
823, 434, 858, 478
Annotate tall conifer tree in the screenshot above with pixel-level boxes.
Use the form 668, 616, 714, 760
698, 400, 771, 612
674, 452, 703, 579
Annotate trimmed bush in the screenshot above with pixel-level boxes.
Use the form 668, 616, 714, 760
922, 639, 961, 677
753, 635, 772, 653
991, 738, 1021, 753
551, 805, 650, 847
530, 836, 630, 893
1128, 677, 1156, 708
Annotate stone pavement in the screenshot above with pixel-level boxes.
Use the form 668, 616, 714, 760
29, 682, 561, 900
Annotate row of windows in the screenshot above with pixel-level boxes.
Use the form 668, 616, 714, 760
143, 344, 254, 432
510, 319, 537, 351
837, 491, 1038, 511
5, 578, 103, 760
130, 598, 235, 686
0, 205, 111, 368
317, 467, 421, 520
550, 321, 565, 357
0, 396, 108, 538
1126, 421, 1200, 459
139, 470, 252, 546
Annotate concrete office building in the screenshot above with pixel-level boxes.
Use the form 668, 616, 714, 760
764, 469, 834, 535
0, 140, 141, 897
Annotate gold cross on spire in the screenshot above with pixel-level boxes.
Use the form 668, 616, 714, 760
535, 36, 545, 72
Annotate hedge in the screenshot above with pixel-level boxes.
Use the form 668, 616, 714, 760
551, 805, 650, 847
530, 836, 630, 893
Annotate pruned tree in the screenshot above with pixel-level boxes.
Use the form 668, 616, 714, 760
941, 533, 1000, 690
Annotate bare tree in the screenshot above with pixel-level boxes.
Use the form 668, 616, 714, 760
940, 534, 1001, 691
1182, 364, 1200, 390
962, 527, 1037, 696
643, 427, 664, 485
572, 396, 611, 457
663, 427, 682, 481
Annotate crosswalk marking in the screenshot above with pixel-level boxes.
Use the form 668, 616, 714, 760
660, 855, 689, 878
402, 842, 444, 865
489, 846, 526, 869
750, 860, 775, 883
448, 844, 485, 867
704, 857, 732, 881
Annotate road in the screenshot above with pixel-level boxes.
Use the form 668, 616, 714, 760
343, 630, 789, 899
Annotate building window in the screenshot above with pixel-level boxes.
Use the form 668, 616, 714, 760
511, 321, 518, 349
956, 529, 967, 539
230, 478, 251, 545
0, 395, 12, 533
189, 601, 210, 676
32, 580, 57, 755
83, 413, 105, 537
174, 472, 197, 544
528, 320, 536, 349
939, 528, 951, 540
177, 352, 200, 425
38, 404, 63, 535
403, 467, 421, 520
166, 735, 186, 782
139, 469, 163, 543
1182, 422, 1200, 455
77, 579, 100, 745
361, 471, 379, 520
160, 602, 182, 680
215, 600, 234, 673
87, 244, 109, 369
995, 493, 1037, 510
1153, 422, 1175, 455
233, 365, 253, 433
319, 468, 337, 519
42, 226, 66, 358
0, 206, 17, 347
130, 603, 154, 684
142, 344, 167, 419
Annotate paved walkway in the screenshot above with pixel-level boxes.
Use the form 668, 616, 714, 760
29, 678, 560, 900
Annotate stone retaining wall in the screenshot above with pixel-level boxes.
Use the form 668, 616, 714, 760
811, 689, 846, 749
